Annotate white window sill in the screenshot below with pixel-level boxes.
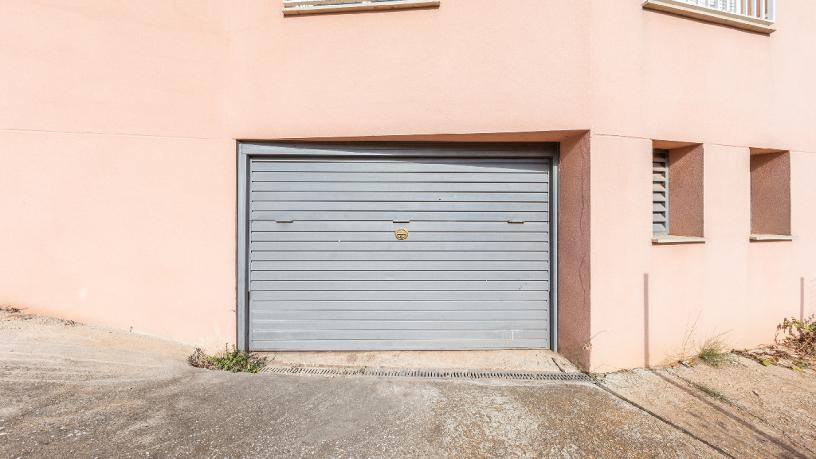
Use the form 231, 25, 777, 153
283, 0, 440, 16
652, 235, 706, 245
642, 0, 775, 34
750, 234, 793, 242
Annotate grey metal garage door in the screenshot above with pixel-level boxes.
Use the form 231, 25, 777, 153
243, 144, 553, 351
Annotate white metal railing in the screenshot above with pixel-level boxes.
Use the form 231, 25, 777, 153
283, 0, 440, 15
675, 0, 775, 22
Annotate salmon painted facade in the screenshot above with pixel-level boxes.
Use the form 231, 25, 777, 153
1, 0, 814, 371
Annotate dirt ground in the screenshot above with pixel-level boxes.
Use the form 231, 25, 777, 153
1, 308, 815, 458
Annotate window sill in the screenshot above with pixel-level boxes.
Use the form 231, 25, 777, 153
652, 235, 706, 245
750, 234, 793, 242
283, 0, 440, 16
642, 0, 775, 34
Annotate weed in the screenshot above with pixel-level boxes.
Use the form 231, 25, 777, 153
697, 338, 733, 367
0, 306, 21, 313
188, 345, 266, 374
777, 316, 816, 356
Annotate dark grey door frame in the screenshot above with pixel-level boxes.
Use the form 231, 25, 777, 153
236, 142, 560, 352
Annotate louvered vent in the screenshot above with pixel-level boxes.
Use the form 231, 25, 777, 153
653, 150, 669, 235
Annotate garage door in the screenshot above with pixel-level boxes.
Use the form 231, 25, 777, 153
243, 144, 553, 351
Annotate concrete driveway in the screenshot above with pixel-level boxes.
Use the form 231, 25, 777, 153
1, 309, 814, 458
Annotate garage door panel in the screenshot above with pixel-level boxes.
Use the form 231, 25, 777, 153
250, 260, 549, 271
251, 172, 549, 183
251, 181, 550, 193
250, 221, 550, 233
251, 191, 549, 202
250, 201, 547, 212
250, 231, 548, 242
251, 241, 548, 252
250, 300, 547, 311
249, 339, 549, 351
250, 280, 549, 291
246, 151, 552, 351
250, 270, 548, 281
250, 319, 550, 331
251, 211, 549, 222
251, 160, 549, 173
251, 309, 548, 321
251, 290, 547, 301
251, 329, 549, 341
250, 251, 549, 262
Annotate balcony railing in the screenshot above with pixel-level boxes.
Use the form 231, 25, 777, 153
673, 0, 775, 21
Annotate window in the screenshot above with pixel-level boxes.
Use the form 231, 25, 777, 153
651, 143, 705, 244
283, 0, 440, 16
750, 149, 791, 240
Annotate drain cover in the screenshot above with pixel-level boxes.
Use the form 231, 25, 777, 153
262, 366, 592, 382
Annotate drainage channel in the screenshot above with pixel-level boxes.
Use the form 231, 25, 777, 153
262, 366, 593, 382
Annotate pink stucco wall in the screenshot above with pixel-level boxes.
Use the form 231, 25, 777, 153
1, 0, 814, 369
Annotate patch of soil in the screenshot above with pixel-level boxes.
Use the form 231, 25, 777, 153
735, 345, 816, 373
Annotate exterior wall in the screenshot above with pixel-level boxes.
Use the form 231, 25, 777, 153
1, 0, 814, 369
0, 1, 236, 350
586, 0, 816, 371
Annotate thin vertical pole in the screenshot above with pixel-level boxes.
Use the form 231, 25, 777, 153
644, 273, 651, 368
802, 277, 806, 322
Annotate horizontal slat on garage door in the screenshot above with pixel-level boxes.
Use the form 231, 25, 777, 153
251, 290, 546, 301
250, 280, 549, 291
251, 221, 550, 232
251, 211, 548, 222
252, 329, 548, 341
251, 310, 547, 321
250, 340, 548, 350
252, 160, 549, 173
251, 201, 547, 212
251, 320, 550, 331
251, 300, 547, 311
252, 172, 549, 183
250, 270, 548, 281
251, 192, 548, 202
251, 241, 548, 251
252, 181, 549, 192
251, 232, 548, 242
247, 152, 552, 351
250, 261, 548, 271
251, 251, 549, 261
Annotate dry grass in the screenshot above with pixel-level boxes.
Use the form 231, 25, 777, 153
697, 338, 733, 367
188, 346, 267, 373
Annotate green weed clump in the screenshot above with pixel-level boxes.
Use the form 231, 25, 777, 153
697, 339, 733, 367
188, 346, 266, 373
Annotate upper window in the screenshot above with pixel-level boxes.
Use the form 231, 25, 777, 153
283, 0, 440, 16
643, 0, 776, 34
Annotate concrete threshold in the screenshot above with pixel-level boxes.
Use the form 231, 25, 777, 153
256, 349, 580, 374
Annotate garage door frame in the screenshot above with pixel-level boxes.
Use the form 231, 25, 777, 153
236, 142, 559, 352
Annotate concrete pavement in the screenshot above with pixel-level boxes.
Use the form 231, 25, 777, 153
1, 308, 814, 458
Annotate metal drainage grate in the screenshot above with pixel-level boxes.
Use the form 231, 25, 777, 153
262, 366, 592, 382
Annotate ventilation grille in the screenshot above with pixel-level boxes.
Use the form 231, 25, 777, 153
262, 366, 592, 382
653, 149, 669, 236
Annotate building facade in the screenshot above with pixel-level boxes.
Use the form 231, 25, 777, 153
1, 0, 814, 372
